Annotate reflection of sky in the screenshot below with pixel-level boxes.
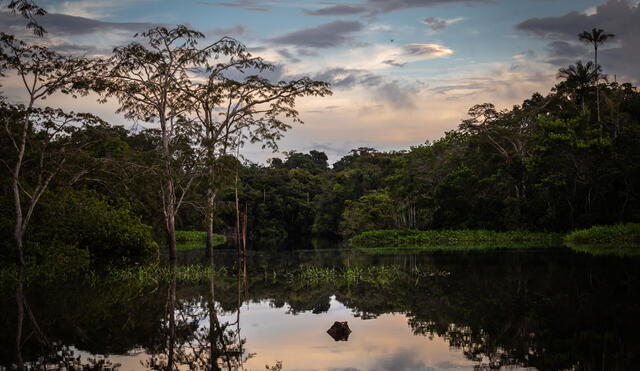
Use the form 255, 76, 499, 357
68, 295, 532, 370
220, 296, 476, 370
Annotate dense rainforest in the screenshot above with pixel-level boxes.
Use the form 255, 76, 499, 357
214, 77, 640, 247
2, 65, 639, 261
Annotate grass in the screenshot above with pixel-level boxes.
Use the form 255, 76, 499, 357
175, 231, 226, 250
564, 223, 640, 245
349, 229, 560, 248
277, 264, 450, 287
106, 264, 231, 285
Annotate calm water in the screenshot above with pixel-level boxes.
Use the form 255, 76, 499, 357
2, 247, 640, 370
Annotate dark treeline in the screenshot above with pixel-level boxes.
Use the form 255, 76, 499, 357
215, 77, 640, 247
2, 13, 639, 262
3, 62, 640, 259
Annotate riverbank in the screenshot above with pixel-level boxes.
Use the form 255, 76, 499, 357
348, 229, 561, 248
564, 223, 640, 244
349, 225, 640, 250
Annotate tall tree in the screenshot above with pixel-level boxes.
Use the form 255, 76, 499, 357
579, 28, 615, 122
557, 61, 599, 112
0, 33, 101, 267
99, 26, 252, 261
186, 43, 331, 256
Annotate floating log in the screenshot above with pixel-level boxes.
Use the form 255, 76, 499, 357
327, 321, 351, 341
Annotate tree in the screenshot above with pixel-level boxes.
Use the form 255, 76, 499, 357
98, 26, 233, 262
0, 33, 101, 267
579, 28, 615, 122
3, 0, 46, 36
557, 61, 599, 112
186, 41, 331, 255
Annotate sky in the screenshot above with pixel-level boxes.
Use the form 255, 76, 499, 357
1, 0, 638, 163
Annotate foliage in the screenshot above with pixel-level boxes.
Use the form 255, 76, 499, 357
349, 229, 560, 247
565, 223, 640, 244
339, 189, 396, 237
28, 188, 158, 260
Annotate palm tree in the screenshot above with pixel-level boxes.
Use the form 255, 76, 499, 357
579, 28, 614, 122
557, 60, 600, 112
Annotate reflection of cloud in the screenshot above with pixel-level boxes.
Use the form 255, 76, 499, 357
516, 0, 640, 81
375, 349, 434, 371
269, 21, 364, 48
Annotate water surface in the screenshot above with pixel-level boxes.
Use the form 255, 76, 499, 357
2, 247, 639, 370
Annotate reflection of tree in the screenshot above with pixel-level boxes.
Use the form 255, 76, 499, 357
12, 267, 121, 370
144, 264, 249, 370
3, 250, 640, 370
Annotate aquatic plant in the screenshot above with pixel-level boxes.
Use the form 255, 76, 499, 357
564, 223, 640, 244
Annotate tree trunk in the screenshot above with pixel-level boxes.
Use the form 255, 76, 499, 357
595, 46, 601, 124
164, 173, 177, 262
205, 190, 216, 259
167, 271, 176, 370
15, 267, 25, 370
160, 115, 177, 263
12, 106, 33, 269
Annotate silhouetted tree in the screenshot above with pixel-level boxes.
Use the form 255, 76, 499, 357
579, 28, 615, 122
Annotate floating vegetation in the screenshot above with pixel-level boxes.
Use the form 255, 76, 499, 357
279, 264, 450, 287
106, 264, 231, 285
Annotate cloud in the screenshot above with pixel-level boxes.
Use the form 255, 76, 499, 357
543, 40, 589, 66
0, 11, 162, 56
308, 0, 492, 17
303, 5, 367, 16
276, 48, 301, 63
309, 67, 417, 108
422, 16, 464, 31
382, 59, 408, 67
516, 0, 640, 81
269, 20, 364, 48
403, 43, 453, 58
195, 0, 270, 12
46, 0, 151, 19
207, 24, 249, 38
0, 11, 158, 37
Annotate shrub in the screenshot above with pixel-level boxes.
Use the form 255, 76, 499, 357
565, 223, 640, 244
29, 188, 158, 261
349, 229, 559, 247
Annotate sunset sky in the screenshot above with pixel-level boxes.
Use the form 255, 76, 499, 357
1, 0, 638, 163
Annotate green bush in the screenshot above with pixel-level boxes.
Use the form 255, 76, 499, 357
565, 223, 640, 244
349, 229, 559, 247
29, 188, 158, 261
175, 230, 207, 242
175, 231, 226, 250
